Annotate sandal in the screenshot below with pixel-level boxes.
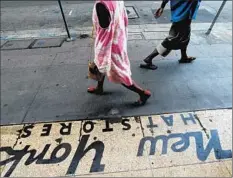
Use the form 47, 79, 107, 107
87, 86, 103, 95
140, 58, 158, 70
179, 57, 196, 63
134, 90, 151, 106
140, 63, 158, 70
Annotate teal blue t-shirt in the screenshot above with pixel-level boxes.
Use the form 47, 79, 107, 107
163, 0, 201, 22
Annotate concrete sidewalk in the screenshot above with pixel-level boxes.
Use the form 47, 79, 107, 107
0, 20, 232, 178
1, 24, 232, 125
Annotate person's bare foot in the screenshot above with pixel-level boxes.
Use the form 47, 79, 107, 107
87, 86, 103, 95
179, 56, 196, 63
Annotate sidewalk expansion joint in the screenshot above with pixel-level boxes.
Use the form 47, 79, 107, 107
225, 161, 232, 175
137, 116, 145, 138
194, 113, 210, 139
78, 121, 83, 142
0, 125, 25, 176
12, 125, 25, 149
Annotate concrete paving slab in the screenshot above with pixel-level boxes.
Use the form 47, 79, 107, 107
53, 47, 91, 65
1, 36, 232, 126
142, 32, 167, 40
127, 40, 178, 61
140, 109, 232, 174
196, 44, 232, 58
195, 109, 232, 148
0, 110, 231, 177
190, 32, 209, 45
1, 39, 34, 50
1, 53, 55, 69
128, 26, 143, 33
1, 122, 82, 177
126, 6, 139, 19
128, 33, 144, 40
31, 38, 65, 49
0, 39, 91, 58
1, 54, 231, 125
22, 64, 91, 123
0, 125, 23, 175
140, 113, 231, 168
74, 118, 151, 176
174, 44, 232, 59
151, 161, 232, 177
222, 160, 233, 175
0, 118, 151, 177
61, 38, 92, 49
191, 31, 232, 45
80, 169, 153, 177
211, 30, 233, 44
1, 67, 49, 125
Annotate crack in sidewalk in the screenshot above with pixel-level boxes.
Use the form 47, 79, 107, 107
20, 53, 58, 123
21, 84, 43, 123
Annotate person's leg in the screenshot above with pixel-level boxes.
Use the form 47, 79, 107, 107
181, 47, 188, 59
140, 49, 159, 70
122, 81, 151, 106
179, 20, 196, 63
179, 46, 196, 63
140, 23, 176, 70
144, 49, 159, 65
87, 76, 105, 94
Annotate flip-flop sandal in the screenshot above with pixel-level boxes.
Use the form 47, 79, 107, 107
140, 63, 158, 70
179, 57, 196, 63
134, 90, 151, 106
87, 87, 103, 95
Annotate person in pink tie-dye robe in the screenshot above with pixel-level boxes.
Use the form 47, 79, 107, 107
88, 0, 151, 106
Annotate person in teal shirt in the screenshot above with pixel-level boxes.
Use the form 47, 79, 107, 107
140, 0, 201, 70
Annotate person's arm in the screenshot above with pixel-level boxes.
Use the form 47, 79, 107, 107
155, 0, 169, 18
96, 3, 111, 29
161, 0, 169, 9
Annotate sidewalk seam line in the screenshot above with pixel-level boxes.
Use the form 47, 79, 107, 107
224, 161, 232, 175
78, 121, 83, 142
138, 116, 155, 176
2, 108, 230, 127
0, 124, 25, 176
139, 116, 145, 138
194, 113, 210, 139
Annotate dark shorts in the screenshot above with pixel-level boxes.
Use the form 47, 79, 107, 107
157, 19, 192, 57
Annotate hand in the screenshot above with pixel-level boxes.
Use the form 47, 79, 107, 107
155, 8, 164, 18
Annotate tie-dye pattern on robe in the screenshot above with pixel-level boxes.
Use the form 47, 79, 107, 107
92, 0, 133, 86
